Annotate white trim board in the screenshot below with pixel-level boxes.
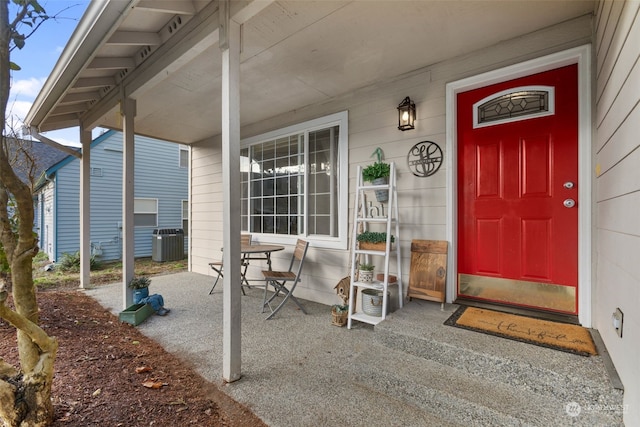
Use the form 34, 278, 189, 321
445, 45, 593, 327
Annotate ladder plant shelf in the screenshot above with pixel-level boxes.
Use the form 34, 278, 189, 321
348, 161, 403, 328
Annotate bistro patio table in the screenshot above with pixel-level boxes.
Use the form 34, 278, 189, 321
210, 243, 285, 294
238, 244, 285, 288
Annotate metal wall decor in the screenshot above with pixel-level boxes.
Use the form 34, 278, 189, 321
407, 141, 443, 178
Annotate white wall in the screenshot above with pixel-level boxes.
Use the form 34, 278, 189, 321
40, 181, 55, 260
190, 138, 222, 274
190, 15, 592, 307
594, 1, 640, 424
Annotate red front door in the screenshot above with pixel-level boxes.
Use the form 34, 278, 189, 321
457, 64, 579, 314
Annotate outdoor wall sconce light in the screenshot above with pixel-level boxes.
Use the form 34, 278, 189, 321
397, 96, 416, 131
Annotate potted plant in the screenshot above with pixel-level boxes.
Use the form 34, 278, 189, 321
331, 304, 349, 327
362, 147, 390, 202
128, 276, 151, 304
357, 231, 394, 252
358, 262, 375, 282
119, 276, 155, 325
331, 276, 352, 327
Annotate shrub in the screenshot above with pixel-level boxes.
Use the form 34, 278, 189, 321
57, 251, 101, 272
358, 263, 375, 271
127, 276, 151, 289
362, 162, 390, 182
33, 251, 50, 262
356, 231, 394, 244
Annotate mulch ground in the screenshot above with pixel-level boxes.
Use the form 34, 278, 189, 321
0, 290, 266, 427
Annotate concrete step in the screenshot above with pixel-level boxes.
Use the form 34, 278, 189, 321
367, 300, 624, 426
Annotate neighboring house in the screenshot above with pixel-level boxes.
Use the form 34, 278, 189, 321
6, 138, 72, 188
34, 130, 188, 262
14, 140, 80, 251
5, 138, 73, 243
24, 1, 640, 423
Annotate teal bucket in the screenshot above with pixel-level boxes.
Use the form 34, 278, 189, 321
133, 287, 149, 304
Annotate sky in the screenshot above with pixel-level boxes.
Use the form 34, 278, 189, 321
8, 0, 90, 146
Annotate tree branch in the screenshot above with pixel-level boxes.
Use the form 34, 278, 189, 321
9, 2, 30, 30
0, 288, 56, 355
0, 358, 18, 378
0, 138, 36, 265
9, 3, 79, 53
0, 180, 16, 260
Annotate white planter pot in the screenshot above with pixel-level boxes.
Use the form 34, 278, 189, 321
359, 270, 374, 282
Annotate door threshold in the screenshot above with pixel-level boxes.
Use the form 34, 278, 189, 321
454, 298, 580, 325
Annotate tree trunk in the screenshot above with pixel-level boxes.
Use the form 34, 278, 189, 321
0, 285, 58, 427
0, 2, 59, 425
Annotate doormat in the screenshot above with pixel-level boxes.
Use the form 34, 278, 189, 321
444, 306, 597, 356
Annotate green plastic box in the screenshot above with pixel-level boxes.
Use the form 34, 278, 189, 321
119, 303, 154, 326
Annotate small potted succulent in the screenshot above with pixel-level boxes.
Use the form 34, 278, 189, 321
331, 304, 349, 327
119, 276, 155, 325
362, 147, 390, 202
358, 263, 375, 282
128, 276, 151, 304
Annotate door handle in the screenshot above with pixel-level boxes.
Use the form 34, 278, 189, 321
563, 199, 576, 208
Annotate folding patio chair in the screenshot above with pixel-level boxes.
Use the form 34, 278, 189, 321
261, 239, 309, 320
209, 234, 252, 294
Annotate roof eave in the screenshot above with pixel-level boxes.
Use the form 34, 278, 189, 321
25, 0, 139, 131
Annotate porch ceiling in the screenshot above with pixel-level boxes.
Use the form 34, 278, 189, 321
26, 0, 594, 144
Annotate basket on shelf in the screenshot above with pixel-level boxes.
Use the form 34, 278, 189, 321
362, 289, 389, 317
359, 241, 386, 251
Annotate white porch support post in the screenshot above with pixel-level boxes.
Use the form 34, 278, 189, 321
121, 98, 136, 309
220, 1, 242, 383
79, 125, 92, 288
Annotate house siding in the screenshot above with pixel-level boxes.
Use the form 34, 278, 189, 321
594, 1, 640, 424
33, 193, 43, 250
190, 144, 221, 273
55, 160, 82, 260
190, 15, 593, 307
87, 136, 124, 261
39, 131, 188, 262
38, 181, 55, 258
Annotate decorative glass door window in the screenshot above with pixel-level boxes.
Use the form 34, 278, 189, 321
473, 86, 554, 128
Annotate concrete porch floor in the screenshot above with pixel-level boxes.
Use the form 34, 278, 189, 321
87, 272, 624, 426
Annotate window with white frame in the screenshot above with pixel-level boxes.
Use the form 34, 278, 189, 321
181, 200, 188, 236
134, 198, 158, 227
179, 144, 189, 168
240, 111, 348, 248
